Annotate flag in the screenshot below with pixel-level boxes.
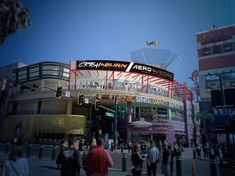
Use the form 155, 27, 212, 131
146, 41, 161, 46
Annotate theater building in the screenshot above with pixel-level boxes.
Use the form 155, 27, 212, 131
0, 60, 193, 146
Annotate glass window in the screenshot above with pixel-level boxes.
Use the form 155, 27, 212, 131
206, 74, 219, 82
202, 47, 210, 56
30, 67, 39, 73
63, 72, 69, 78
42, 70, 59, 75
213, 45, 221, 54
43, 65, 60, 71
30, 72, 39, 77
63, 68, 69, 73
18, 69, 27, 76
18, 74, 27, 80
224, 43, 232, 52
157, 107, 167, 115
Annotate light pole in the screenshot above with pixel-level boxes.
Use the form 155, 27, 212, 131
114, 95, 119, 150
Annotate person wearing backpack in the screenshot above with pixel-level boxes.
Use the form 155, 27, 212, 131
56, 138, 80, 176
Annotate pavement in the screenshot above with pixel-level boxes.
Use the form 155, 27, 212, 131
1, 146, 232, 176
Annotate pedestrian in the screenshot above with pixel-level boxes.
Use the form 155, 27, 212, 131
56, 138, 80, 176
196, 144, 201, 159
168, 145, 174, 176
131, 143, 145, 176
2, 144, 29, 176
162, 144, 170, 176
84, 137, 113, 176
147, 140, 159, 176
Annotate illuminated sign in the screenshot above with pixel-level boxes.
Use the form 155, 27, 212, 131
76, 60, 174, 81
136, 96, 151, 103
130, 63, 173, 81
77, 60, 129, 71
135, 96, 169, 106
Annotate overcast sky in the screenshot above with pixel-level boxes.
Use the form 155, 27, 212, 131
0, 0, 234, 86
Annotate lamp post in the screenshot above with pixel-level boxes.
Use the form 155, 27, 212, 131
114, 95, 119, 150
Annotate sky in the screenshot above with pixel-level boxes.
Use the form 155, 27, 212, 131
0, 0, 235, 87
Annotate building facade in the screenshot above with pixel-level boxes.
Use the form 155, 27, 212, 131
0, 60, 193, 146
196, 25, 235, 143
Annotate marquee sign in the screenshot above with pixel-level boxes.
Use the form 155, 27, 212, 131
76, 60, 174, 81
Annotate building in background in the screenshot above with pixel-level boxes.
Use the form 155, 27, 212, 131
196, 24, 235, 144
0, 59, 193, 147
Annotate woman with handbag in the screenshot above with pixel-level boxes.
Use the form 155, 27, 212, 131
2, 144, 29, 176
131, 143, 145, 176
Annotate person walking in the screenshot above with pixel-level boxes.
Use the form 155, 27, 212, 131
147, 140, 159, 176
162, 144, 170, 176
131, 143, 145, 176
84, 137, 113, 176
56, 138, 80, 176
2, 144, 29, 176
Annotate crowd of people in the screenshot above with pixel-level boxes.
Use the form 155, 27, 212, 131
192, 141, 229, 161
1, 136, 185, 176
54, 137, 184, 176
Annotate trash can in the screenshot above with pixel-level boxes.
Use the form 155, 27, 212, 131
219, 159, 235, 176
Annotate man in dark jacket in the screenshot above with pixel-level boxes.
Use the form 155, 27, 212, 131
56, 138, 80, 176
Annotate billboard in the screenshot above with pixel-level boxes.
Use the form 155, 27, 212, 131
76, 60, 174, 81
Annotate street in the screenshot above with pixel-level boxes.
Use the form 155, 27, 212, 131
0, 144, 223, 176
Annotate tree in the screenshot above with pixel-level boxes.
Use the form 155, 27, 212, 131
0, 0, 31, 44
196, 111, 215, 143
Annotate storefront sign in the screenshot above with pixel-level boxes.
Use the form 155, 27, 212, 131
76, 60, 174, 81
135, 96, 169, 106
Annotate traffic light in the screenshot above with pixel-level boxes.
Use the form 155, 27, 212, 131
56, 86, 62, 98
95, 99, 100, 110
78, 94, 84, 105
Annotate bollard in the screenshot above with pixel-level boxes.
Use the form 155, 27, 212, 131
4, 142, 10, 154
51, 146, 56, 160
122, 152, 127, 171
192, 159, 196, 176
27, 143, 32, 157
38, 145, 44, 159
176, 152, 182, 176
193, 148, 196, 159
210, 154, 217, 176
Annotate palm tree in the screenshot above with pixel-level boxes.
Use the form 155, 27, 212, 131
0, 0, 31, 44
196, 111, 215, 143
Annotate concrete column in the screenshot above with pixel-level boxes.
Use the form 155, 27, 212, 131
66, 99, 73, 115
127, 101, 133, 123
40, 80, 45, 91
